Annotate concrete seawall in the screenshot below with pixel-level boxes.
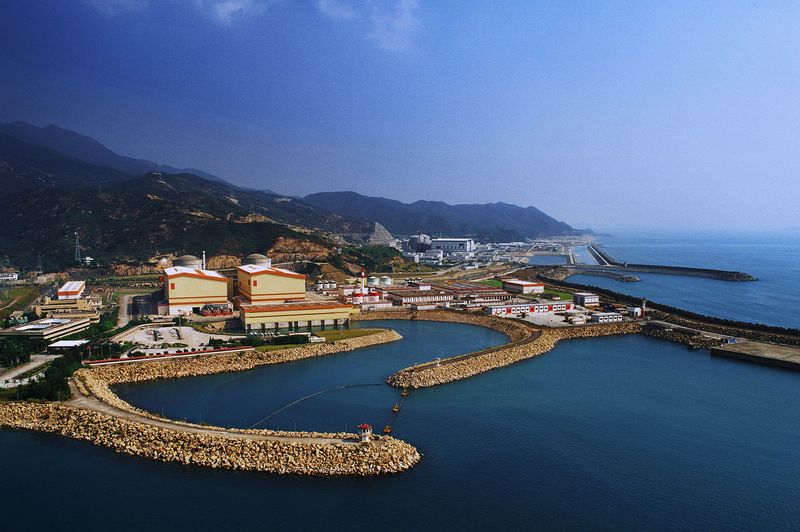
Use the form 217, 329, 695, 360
0, 329, 422, 476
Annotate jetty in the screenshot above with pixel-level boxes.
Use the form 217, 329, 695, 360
710, 341, 800, 371
577, 244, 756, 281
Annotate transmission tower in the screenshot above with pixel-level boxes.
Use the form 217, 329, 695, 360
74, 232, 82, 263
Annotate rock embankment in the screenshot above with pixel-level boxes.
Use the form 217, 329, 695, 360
86, 329, 403, 386
0, 402, 420, 476
387, 322, 642, 388
642, 324, 724, 350
358, 309, 533, 342
73, 329, 403, 440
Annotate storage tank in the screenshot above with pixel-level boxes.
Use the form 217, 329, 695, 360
242, 253, 271, 267
173, 254, 203, 268
379, 276, 392, 286
367, 276, 379, 286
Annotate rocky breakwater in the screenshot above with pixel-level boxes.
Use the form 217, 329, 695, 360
88, 329, 402, 386
642, 323, 724, 350
358, 309, 533, 342
0, 329, 422, 476
388, 322, 642, 388
0, 402, 420, 475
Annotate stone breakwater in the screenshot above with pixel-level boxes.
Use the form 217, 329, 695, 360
0, 329, 422, 475
0, 402, 420, 476
74, 329, 403, 440
641, 324, 724, 350
386, 321, 642, 388
358, 309, 532, 342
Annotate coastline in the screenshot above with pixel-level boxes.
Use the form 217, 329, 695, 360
0, 329, 422, 476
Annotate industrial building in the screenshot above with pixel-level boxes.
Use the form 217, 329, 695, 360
430, 238, 476, 253
0, 272, 18, 282
420, 249, 445, 266
57, 281, 85, 300
235, 263, 356, 331
237, 263, 306, 304
160, 266, 230, 315
573, 292, 600, 306
0, 316, 92, 341
501, 279, 545, 295
590, 312, 623, 323
432, 281, 513, 304
485, 301, 574, 317
34, 294, 102, 317
385, 289, 454, 306
239, 302, 353, 332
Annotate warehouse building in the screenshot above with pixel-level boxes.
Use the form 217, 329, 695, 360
501, 279, 545, 295
239, 302, 353, 332
432, 281, 513, 304
57, 281, 85, 300
160, 266, 230, 315
385, 289, 454, 306
485, 301, 574, 317
573, 292, 600, 307
0, 316, 92, 341
590, 312, 623, 323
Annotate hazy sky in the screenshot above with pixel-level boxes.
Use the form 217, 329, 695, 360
1, 1, 799, 231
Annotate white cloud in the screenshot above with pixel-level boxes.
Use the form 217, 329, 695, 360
317, 0, 421, 52
316, 0, 355, 20
367, 0, 420, 52
84, 0, 148, 16
195, 0, 269, 26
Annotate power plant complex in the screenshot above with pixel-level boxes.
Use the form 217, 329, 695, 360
156, 254, 353, 332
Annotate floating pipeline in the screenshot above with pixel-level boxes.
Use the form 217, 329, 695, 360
74, 329, 404, 439
1, 329, 421, 476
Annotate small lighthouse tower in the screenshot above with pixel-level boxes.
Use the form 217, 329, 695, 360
357, 423, 373, 443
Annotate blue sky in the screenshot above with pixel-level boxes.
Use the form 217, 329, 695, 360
1, 1, 799, 231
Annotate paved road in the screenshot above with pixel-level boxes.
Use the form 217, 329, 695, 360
0, 354, 60, 388
66, 379, 358, 445
648, 320, 736, 340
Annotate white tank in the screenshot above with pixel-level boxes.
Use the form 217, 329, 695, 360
367, 276, 379, 286
379, 276, 392, 286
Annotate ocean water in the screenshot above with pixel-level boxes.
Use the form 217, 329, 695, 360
4, 319, 800, 530
570, 231, 800, 329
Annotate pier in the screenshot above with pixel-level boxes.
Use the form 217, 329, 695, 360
578, 244, 756, 281
710, 341, 800, 371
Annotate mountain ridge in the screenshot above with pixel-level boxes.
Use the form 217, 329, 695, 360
304, 191, 579, 241
0, 121, 229, 184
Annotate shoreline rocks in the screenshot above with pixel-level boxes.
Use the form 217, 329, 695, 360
0, 329, 421, 476
0, 402, 420, 476
363, 311, 642, 388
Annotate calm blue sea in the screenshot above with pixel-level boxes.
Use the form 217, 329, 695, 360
570, 230, 800, 329
3, 232, 800, 530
